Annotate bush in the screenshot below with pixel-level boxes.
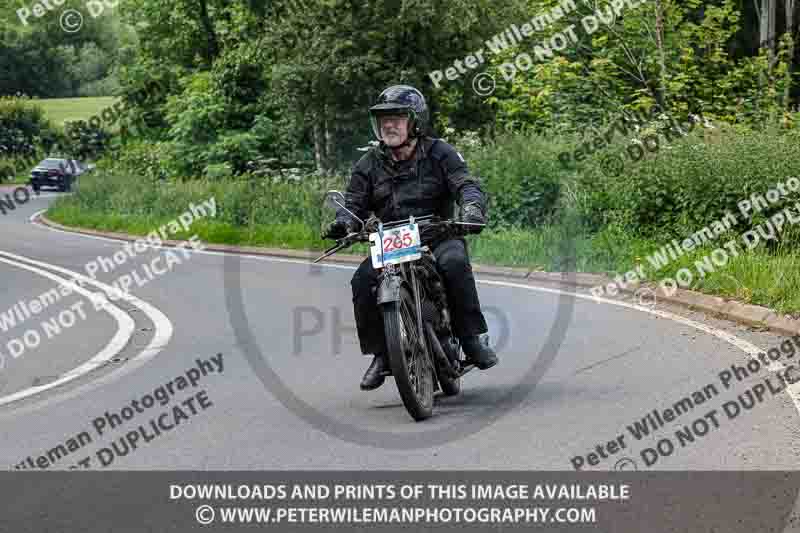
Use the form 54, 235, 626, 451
0, 96, 59, 157
87, 123, 800, 256
0, 152, 41, 182
464, 132, 571, 230
63, 120, 112, 161
161, 71, 291, 178
573, 121, 800, 242
108, 140, 170, 181
0, 97, 74, 181
0, 160, 17, 182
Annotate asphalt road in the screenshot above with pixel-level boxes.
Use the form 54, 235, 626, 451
1, 188, 799, 474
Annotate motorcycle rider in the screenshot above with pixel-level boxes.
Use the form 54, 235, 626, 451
323, 85, 498, 391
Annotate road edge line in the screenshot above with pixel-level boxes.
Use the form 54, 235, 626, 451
0, 255, 135, 406
36, 212, 800, 336
31, 211, 800, 415
0, 247, 174, 408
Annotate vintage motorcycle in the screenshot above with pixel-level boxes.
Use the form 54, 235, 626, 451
315, 191, 485, 421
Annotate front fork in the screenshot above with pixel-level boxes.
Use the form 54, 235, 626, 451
376, 264, 402, 305
376, 263, 430, 372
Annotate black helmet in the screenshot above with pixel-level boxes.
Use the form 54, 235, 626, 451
369, 85, 429, 141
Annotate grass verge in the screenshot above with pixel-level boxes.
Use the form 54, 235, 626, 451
3, 174, 30, 185
46, 170, 800, 316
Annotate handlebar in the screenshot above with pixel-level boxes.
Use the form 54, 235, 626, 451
346, 216, 478, 243
314, 215, 485, 264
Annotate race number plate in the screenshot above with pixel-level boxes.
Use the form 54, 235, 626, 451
369, 223, 421, 268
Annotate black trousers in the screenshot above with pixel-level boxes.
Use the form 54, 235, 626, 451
351, 238, 488, 355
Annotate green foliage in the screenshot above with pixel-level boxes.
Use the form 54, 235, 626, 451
50, 166, 347, 238
63, 120, 111, 160
0, 96, 56, 153
162, 72, 225, 176
0, 0, 122, 97
203, 162, 233, 180
109, 140, 170, 181
158, 68, 291, 178
574, 122, 800, 240
481, 0, 796, 137
262, 0, 530, 166
62, 0, 800, 181
48, 123, 800, 314
465, 132, 570, 229
0, 97, 70, 180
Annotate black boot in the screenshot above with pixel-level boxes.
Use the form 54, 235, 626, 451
360, 352, 391, 391
461, 335, 498, 370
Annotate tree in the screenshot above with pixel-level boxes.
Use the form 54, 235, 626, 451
265, 0, 528, 173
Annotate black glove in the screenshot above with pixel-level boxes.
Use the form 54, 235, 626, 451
322, 219, 352, 240
458, 202, 486, 234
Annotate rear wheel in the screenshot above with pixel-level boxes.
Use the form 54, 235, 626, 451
383, 284, 434, 421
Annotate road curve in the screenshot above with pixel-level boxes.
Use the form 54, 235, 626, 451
0, 191, 798, 473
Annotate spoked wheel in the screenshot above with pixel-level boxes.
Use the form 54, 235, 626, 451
383, 284, 435, 421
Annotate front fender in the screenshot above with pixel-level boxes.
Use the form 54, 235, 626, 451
377, 274, 403, 305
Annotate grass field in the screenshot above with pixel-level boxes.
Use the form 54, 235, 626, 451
36, 97, 117, 127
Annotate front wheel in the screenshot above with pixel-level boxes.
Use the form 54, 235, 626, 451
382, 284, 434, 421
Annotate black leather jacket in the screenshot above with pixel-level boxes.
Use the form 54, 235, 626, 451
339, 137, 487, 231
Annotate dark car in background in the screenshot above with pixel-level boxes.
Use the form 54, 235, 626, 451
29, 158, 93, 192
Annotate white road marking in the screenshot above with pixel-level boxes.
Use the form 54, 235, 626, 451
0, 249, 173, 407
192, 242, 800, 415
31, 211, 356, 269
0, 256, 134, 406
478, 279, 800, 416
28, 213, 800, 417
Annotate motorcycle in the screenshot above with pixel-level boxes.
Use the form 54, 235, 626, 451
315, 191, 486, 421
